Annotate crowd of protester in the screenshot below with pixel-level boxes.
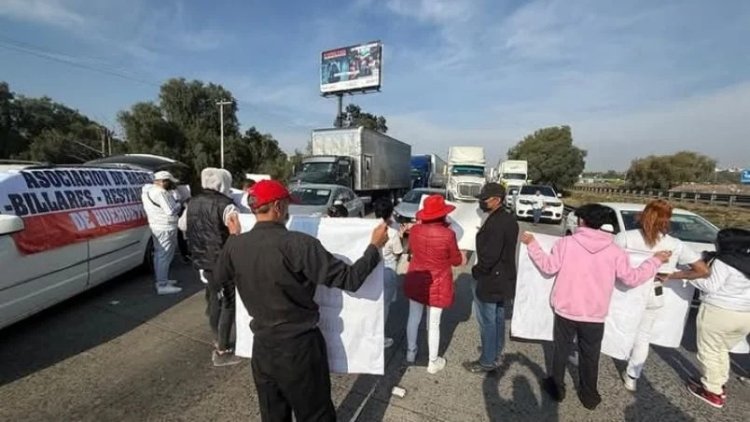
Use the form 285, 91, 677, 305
139, 171, 750, 420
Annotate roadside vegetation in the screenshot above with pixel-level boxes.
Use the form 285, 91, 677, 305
565, 191, 750, 230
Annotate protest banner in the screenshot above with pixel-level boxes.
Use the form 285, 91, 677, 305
512, 233, 749, 358
234, 214, 385, 374
0, 168, 152, 254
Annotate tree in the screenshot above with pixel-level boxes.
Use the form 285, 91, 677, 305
507, 125, 586, 190
336, 104, 388, 133
626, 152, 716, 190
0, 82, 105, 162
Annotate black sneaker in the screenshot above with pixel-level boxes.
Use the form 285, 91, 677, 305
463, 360, 497, 373
579, 391, 602, 410
543, 377, 565, 402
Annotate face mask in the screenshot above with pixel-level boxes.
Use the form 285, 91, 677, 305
479, 201, 491, 213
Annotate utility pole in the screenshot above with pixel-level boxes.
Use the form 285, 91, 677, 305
216, 99, 232, 168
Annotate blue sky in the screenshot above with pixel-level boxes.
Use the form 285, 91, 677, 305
1, 0, 748, 171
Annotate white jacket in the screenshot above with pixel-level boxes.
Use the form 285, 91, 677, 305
142, 184, 181, 231
692, 259, 750, 312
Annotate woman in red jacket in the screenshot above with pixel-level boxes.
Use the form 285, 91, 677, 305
404, 195, 465, 374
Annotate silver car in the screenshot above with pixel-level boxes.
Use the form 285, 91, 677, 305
288, 184, 365, 218
393, 188, 447, 224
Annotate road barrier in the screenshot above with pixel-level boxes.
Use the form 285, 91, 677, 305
571, 186, 750, 208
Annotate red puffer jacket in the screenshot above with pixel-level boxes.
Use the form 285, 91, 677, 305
404, 221, 463, 308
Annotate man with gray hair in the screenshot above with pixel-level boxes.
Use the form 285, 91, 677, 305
184, 168, 242, 366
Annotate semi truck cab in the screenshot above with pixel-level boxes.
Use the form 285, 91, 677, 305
293, 156, 354, 189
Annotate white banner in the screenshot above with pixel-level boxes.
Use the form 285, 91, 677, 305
234, 214, 385, 375
512, 233, 749, 359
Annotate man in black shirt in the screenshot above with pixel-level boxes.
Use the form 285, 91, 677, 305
214, 180, 387, 422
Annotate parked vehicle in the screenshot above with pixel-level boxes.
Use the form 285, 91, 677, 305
447, 146, 486, 202
410, 154, 448, 189
564, 202, 718, 255
291, 127, 411, 205
393, 187, 447, 224
0, 164, 154, 330
514, 184, 564, 223
289, 183, 365, 218
498, 160, 528, 209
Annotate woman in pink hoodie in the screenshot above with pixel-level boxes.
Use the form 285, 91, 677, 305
520, 203, 671, 410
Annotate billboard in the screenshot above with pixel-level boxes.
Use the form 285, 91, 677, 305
320, 41, 382, 95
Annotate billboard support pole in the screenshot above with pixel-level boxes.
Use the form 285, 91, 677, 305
335, 93, 344, 128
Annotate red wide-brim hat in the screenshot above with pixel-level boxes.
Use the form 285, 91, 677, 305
416, 195, 456, 221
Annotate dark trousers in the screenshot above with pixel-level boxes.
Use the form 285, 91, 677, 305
251, 329, 336, 422
202, 270, 235, 351
177, 230, 190, 260
552, 314, 604, 404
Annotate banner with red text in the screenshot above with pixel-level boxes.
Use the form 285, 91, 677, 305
0, 168, 152, 254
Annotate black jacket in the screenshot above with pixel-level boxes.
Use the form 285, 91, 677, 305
186, 190, 234, 270
214, 221, 381, 342
472, 209, 519, 302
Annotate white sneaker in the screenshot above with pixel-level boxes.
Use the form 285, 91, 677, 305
384, 337, 394, 348
427, 357, 446, 374
157, 285, 182, 295
622, 373, 637, 392
406, 349, 417, 363
167, 279, 179, 286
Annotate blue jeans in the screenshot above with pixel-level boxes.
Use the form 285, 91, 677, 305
383, 267, 398, 324
473, 281, 505, 367
533, 208, 542, 223
152, 228, 177, 286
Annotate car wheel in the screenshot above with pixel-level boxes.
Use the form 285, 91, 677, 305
142, 236, 154, 275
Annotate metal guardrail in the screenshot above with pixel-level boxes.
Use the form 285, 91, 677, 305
572, 186, 750, 208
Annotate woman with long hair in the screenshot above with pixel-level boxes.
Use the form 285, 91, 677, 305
403, 195, 465, 374
617, 199, 709, 392
685, 228, 750, 409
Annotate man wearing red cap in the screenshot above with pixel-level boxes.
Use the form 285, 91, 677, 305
214, 179, 389, 422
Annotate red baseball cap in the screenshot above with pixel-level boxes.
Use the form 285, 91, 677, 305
249, 180, 293, 208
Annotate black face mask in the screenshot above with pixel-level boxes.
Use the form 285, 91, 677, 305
479, 201, 491, 213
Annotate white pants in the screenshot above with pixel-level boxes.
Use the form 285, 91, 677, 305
152, 228, 177, 287
697, 303, 750, 395
626, 307, 660, 379
406, 300, 442, 362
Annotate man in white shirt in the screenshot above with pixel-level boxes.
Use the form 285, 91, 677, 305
142, 171, 183, 295
532, 190, 544, 225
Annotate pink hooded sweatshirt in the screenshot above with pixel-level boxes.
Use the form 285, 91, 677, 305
527, 227, 661, 323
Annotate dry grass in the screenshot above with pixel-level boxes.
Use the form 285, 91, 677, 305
565, 191, 750, 230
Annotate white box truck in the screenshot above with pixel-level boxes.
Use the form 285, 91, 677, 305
447, 146, 486, 202
291, 127, 412, 204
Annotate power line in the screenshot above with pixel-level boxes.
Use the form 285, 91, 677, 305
0, 37, 160, 87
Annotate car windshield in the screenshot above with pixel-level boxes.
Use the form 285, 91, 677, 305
290, 188, 331, 206
502, 173, 526, 180
621, 211, 719, 244
451, 166, 484, 176
301, 162, 334, 173
520, 186, 556, 197
402, 190, 444, 204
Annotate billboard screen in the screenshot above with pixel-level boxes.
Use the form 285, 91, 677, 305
320, 41, 382, 95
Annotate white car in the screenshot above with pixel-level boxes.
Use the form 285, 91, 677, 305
0, 164, 155, 330
564, 203, 719, 255
514, 185, 564, 223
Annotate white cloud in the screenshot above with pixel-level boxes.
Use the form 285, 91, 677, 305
381, 81, 750, 170
0, 0, 86, 28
